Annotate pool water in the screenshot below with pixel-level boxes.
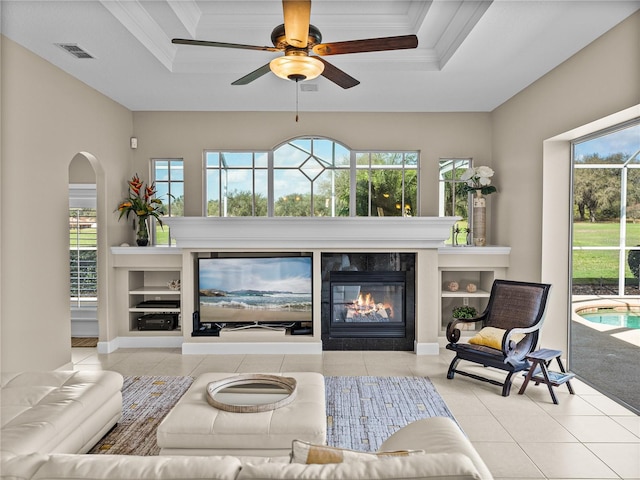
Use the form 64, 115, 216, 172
579, 309, 640, 329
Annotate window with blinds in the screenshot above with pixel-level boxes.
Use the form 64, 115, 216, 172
69, 185, 97, 308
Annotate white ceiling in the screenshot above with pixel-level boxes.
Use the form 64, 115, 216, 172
2, 0, 639, 112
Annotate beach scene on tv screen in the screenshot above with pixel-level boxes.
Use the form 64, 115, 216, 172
198, 257, 312, 323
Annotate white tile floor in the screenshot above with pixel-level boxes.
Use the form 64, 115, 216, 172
72, 348, 640, 480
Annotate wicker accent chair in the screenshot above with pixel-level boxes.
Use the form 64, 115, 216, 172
445, 279, 551, 396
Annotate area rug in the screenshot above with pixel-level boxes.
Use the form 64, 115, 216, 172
88, 375, 454, 455
89, 375, 194, 455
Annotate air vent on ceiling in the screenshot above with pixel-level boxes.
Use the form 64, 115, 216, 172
300, 83, 318, 92
55, 43, 95, 59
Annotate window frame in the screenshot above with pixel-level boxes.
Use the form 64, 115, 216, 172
438, 158, 473, 245
204, 137, 420, 218
152, 158, 184, 246
69, 183, 97, 309
571, 118, 640, 295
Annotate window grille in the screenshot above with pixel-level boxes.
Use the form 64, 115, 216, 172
204, 137, 419, 217
152, 159, 184, 245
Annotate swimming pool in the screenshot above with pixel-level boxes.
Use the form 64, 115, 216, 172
578, 308, 640, 329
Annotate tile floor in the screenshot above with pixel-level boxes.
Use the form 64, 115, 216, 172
72, 347, 640, 480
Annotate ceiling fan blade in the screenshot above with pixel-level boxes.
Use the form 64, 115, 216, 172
282, 0, 311, 48
231, 63, 273, 85
316, 58, 360, 89
312, 34, 418, 56
172, 38, 279, 53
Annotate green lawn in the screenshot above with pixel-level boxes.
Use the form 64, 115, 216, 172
69, 228, 97, 247
573, 222, 640, 283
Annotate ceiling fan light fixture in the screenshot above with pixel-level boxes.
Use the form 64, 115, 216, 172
270, 55, 324, 82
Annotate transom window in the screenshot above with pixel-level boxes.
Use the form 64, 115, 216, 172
205, 137, 419, 217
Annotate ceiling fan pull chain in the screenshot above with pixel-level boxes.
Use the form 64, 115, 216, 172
295, 79, 300, 122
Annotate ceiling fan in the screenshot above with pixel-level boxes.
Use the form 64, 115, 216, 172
172, 0, 418, 89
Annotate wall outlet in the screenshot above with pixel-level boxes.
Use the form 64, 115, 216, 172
155, 296, 161, 300
463, 297, 469, 306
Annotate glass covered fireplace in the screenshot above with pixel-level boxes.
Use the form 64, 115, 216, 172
330, 272, 405, 338
321, 253, 415, 350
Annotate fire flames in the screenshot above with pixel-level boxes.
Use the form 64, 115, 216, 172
348, 292, 394, 319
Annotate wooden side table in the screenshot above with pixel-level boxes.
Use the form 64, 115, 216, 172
518, 348, 575, 404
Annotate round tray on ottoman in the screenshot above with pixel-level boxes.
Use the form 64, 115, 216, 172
205, 374, 297, 413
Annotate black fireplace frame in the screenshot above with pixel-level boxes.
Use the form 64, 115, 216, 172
321, 253, 416, 351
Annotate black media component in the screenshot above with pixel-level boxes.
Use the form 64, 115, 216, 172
137, 313, 178, 331
136, 300, 180, 309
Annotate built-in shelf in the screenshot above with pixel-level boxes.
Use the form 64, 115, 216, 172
438, 248, 511, 341
129, 286, 181, 295
441, 290, 490, 298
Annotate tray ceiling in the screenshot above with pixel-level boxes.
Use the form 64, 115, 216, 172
2, 0, 638, 112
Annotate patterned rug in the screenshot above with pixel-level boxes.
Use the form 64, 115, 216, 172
88, 375, 454, 455
326, 376, 454, 451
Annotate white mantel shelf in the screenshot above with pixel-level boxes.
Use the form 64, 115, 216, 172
438, 246, 511, 255
164, 216, 460, 249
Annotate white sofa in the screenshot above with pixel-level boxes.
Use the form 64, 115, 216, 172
1, 417, 493, 479
0, 371, 123, 456
0, 370, 493, 479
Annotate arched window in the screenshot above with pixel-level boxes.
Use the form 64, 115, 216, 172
204, 136, 419, 217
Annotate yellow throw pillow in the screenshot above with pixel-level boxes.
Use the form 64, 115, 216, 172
468, 326, 525, 350
291, 440, 424, 464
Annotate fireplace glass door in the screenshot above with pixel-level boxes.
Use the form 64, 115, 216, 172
330, 272, 405, 338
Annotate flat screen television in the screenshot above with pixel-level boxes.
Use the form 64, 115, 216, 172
197, 255, 313, 324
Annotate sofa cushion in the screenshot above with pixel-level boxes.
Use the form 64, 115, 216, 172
1, 453, 243, 480
238, 453, 482, 480
291, 440, 423, 464
380, 417, 493, 480
0, 371, 123, 455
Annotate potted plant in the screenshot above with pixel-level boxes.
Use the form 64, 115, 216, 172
451, 305, 478, 331
452, 305, 478, 319
116, 174, 168, 246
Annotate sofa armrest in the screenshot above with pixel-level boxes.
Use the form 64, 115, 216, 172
379, 417, 493, 480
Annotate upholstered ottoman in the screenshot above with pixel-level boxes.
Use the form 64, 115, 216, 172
157, 372, 326, 456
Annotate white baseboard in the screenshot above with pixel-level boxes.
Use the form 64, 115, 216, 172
414, 342, 440, 355
97, 336, 183, 354
182, 342, 323, 355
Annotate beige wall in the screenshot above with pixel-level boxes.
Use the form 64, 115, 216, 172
492, 11, 640, 351
1, 10, 638, 370
131, 111, 492, 218
1, 37, 133, 371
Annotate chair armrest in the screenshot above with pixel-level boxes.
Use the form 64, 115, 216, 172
501, 325, 541, 359
446, 314, 485, 343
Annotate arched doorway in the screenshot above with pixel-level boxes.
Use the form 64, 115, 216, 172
68, 152, 105, 347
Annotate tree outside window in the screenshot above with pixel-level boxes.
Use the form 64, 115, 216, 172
153, 159, 184, 245
204, 137, 419, 218
572, 121, 640, 295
